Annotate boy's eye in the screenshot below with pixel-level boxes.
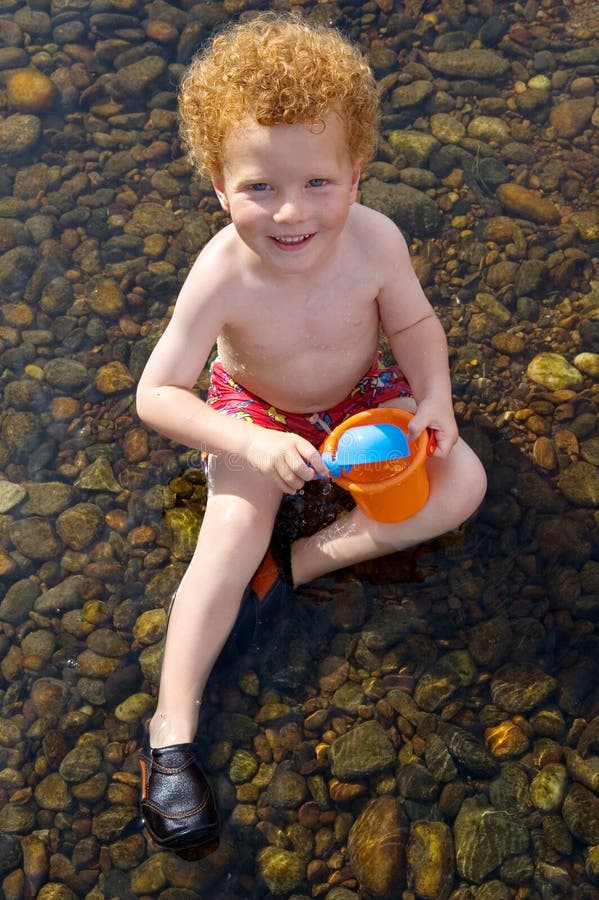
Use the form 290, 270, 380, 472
250, 183, 269, 192
308, 178, 326, 187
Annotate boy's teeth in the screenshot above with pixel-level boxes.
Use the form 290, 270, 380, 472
277, 235, 309, 243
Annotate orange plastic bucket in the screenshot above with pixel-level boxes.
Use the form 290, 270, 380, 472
320, 408, 436, 523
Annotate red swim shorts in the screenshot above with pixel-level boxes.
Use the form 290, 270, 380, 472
206, 353, 411, 447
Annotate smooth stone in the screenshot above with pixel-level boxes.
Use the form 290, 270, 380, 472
530, 764, 568, 812
496, 183, 560, 224
527, 352, 584, 390
0, 579, 38, 624
112, 55, 167, 96
467, 115, 510, 143
489, 763, 532, 815
75, 458, 121, 492
114, 692, 154, 723
257, 847, 306, 895
264, 763, 307, 809
414, 650, 476, 714
348, 797, 408, 897
574, 352, 599, 376
56, 503, 104, 551
361, 178, 440, 237
7, 68, 58, 112
43, 358, 89, 391
550, 97, 594, 138
9, 517, 60, 561
391, 80, 434, 108
430, 113, 465, 143
20, 482, 75, 516
438, 723, 499, 778
406, 820, 454, 900
424, 733, 457, 783
123, 201, 181, 236
59, 745, 103, 782
88, 278, 125, 317
229, 749, 259, 784
428, 49, 510, 79
0, 113, 42, 158
386, 130, 439, 165
33, 773, 71, 811
490, 664, 557, 713
0, 482, 26, 513
562, 784, 599, 844
397, 762, 439, 801
0, 805, 36, 834
95, 361, 136, 394
558, 462, 599, 508
484, 720, 530, 758
329, 720, 395, 780
454, 795, 528, 882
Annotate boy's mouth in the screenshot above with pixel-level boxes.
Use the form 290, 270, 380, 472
271, 234, 314, 247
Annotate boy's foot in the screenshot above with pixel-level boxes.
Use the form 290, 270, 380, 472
225, 541, 294, 657
139, 734, 219, 851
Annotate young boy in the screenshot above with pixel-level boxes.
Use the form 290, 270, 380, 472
136, 14, 487, 851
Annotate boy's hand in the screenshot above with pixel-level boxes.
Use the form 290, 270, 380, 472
407, 399, 458, 459
246, 431, 328, 494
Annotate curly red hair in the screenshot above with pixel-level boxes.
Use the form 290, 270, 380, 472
179, 14, 379, 178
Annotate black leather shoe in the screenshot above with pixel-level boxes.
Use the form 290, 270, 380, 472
139, 734, 219, 851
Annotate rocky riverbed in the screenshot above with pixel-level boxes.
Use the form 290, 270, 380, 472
0, 0, 598, 897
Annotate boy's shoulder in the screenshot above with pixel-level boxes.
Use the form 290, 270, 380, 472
350, 201, 409, 253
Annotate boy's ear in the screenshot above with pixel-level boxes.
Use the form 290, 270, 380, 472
349, 161, 362, 202
212, 176, 230, 212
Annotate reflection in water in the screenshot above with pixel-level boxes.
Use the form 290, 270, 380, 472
0, 0, 598, 897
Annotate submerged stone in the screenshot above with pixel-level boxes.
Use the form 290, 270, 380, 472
348, 797, 408, 897
406, 820, 454, 900
329, 720, 395, 779
454, 795, 529, 882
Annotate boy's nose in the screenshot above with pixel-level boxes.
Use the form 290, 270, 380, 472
273, 193, 306, 224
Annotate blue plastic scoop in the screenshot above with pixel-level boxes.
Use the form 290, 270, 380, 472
321, 423, 410, 478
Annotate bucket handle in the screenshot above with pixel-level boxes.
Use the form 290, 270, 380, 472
426, 430, 437, 456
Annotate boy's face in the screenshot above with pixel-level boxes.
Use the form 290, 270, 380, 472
212, 113, 361, 275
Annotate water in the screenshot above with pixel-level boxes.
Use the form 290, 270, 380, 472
0, 0, 598, 897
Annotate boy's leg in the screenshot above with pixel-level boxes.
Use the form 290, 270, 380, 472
149, 454, 283, 749
291, 401, 487, 586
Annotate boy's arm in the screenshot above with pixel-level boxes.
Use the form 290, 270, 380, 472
136, 252, 327, 489
373, 216, 458, 457
136, 254, 259, 456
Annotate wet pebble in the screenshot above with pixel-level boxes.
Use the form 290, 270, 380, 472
329, 721, 395, 780
347, 797, 408, 898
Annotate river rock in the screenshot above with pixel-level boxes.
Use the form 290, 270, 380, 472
0, 481, 27, 513
56, 503, 104, 550
496, 184, 560, 224
406, 820, 454, 900
454, 795, 529, 882
257, 847, 306, 894
59, 744, 103, 782
550, 97, 595, 139
360, 178, 440, 237
558, 461, 599, 507
7, 68, 58, 112
264, 762, 307, 809
428, 49, 510, 79
527, 352, 585, 390
329, 720, 395, 779
0, 113, 42, 158
489, 762, 532, 815
529, 763, 568, 812
562, 783, 599, 844
490, 664, 557, 713
348, 797, 408, 897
